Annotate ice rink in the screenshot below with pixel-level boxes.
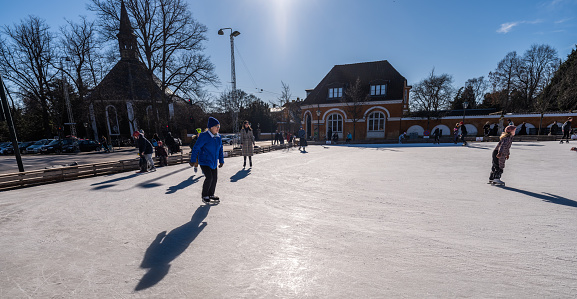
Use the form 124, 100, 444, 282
1, 141, 576, 298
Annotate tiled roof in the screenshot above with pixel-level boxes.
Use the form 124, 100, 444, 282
86, 59, 167, 102
302, 60, 407, 106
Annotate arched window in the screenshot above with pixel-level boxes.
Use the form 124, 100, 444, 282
328, 113, 343, 132
368, 112, 385, 131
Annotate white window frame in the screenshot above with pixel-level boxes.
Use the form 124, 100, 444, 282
368, 112, 385, 131
370, 84, 386, 96
328, 87, 343, 99
328, 113, 343, 132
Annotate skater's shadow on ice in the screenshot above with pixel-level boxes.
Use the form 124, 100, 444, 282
135, 205, 211, 291
230, 168, 251, 182
501, 186, 577, 208
90, 173, 140, 188
166, 175, 202, 194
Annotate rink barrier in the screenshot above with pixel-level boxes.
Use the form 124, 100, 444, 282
224, 142, 294, 157
0, 153, 186, 191
0, 144, 293, 191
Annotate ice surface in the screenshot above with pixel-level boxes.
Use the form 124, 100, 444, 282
0, 142, 576, 298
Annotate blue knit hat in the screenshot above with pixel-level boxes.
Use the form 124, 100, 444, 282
207, 117, 220, 128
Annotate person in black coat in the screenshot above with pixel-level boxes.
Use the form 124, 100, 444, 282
483, 122, 491, 138
550, 121, 559, 135
560, 117, 573, 143
518, 122, 527, 135
134, 131, 156, 172
460, 122, 468, 146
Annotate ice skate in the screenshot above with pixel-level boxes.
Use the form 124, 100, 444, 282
491, 178, 505, 186
209, 195, 220, 203
202, 196, 211, 203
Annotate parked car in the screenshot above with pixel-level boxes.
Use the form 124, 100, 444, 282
78, 139, 102, 152
17, 141, 35, 154
0, 142, 13, 155
221, 134, 238, 145
3, 141, 35, 155
40, 138, 79, 154
26, 139, 52, 154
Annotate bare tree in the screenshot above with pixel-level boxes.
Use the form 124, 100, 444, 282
489, 51, 519, 112
0, 16, 55, 137
513, 44, 558, 111
465, 76, 488, 106
341, 77, 366, 140
89, 0, 217, 128
410, 68, 454, 129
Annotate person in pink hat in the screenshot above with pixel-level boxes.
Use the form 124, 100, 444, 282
489, 125, 516, 185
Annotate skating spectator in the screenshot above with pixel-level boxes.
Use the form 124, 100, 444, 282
240, 120, 255, 168
550, 121, 559, 135
399, 132, 406, 144
518, 122, 527, 135
346, 132, 352, 143
134, 131, 156, 172
560, 117, 572, 143
483, 121, 491, 138
433, 128, 440, 144
297, 127, 307, 151
453, 123, 460, 144
156, 141, 168, 167
460, 121, 468, 146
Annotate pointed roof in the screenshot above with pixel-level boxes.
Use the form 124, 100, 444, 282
302, 60, 407, 105
86, 0, 166, 103
119, 0, 131, 35
117, 0, 139, 61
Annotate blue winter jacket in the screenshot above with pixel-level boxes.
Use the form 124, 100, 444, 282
190, 131, 224, 169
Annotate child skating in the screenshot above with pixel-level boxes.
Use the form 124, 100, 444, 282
489, 125, 516, 186
190, 117, 224, 203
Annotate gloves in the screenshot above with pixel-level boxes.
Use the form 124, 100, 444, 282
218, 163, 224, 168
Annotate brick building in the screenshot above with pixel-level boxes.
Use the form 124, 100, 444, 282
300, 61, 411, 140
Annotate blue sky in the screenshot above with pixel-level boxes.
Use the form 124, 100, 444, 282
1, 0, 576, 105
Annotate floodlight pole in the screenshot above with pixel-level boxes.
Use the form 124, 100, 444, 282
218, 28, 240, 146
0, 74, 25, 172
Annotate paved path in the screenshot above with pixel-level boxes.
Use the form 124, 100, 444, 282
0, 141, 276, 174
1, 141, 576, 298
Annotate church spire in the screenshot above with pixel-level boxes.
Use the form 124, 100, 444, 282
117, 0, 139, 60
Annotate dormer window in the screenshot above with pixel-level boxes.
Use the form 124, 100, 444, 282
370, 84, 386, 96
328, 87, 343, 99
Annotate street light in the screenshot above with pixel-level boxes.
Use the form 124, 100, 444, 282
462, 100, 469, 124
60, 56, 76, 137
218, 28, 241, 146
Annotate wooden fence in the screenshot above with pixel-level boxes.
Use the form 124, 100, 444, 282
0, 143, 295, 191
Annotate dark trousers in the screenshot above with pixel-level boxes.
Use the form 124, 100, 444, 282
561, 130, 571, 141
489, 150, 503, 180
200, 165, 218, 197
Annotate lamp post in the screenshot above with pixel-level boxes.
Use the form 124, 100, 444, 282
218, 28, 240, 146
462, 100, 469, 124
60, 57, 76, 137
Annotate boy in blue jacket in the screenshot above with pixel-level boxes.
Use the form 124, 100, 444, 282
190, 117, 224, 203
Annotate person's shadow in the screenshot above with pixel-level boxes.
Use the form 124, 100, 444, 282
134, 205, 211, 291
166, 175, 202, 194
501, 186, 577, 208
230, 168, 251, 182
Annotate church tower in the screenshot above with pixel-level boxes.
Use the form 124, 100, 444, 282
117, 0, 139, 61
